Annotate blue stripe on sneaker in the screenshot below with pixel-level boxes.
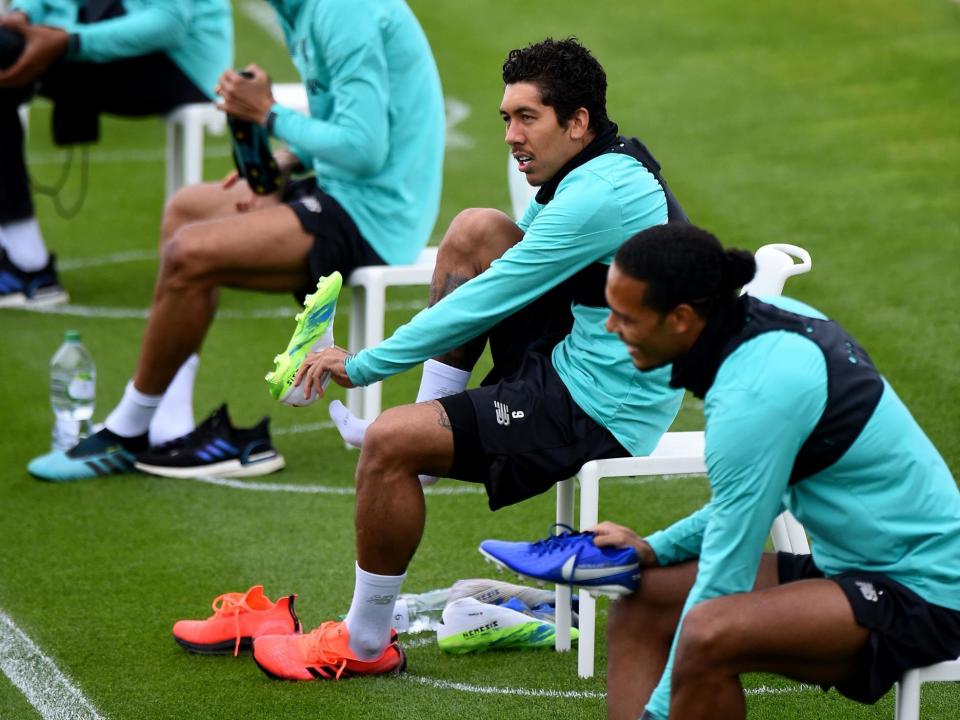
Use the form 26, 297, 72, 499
84, 459, 108, 476
212, 437, 238, 454
0, 272, 22, 292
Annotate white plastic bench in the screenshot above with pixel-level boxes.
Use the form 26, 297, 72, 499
344, 247, 438, 420
895, 658, 960, 720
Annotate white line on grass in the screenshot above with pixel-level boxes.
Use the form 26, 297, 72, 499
403, 675, 814, 700
404, 675, 605, 699
20, 298, 428, 320
240, 0, 286, 44
272, 420, 336, 435
185, 475, 487, 496
180, 472, 703, 497
59, 250, 156, 271
0, 608, 104, 720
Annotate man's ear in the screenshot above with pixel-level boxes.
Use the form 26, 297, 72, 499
667, 304, 701, 335
568, 107, 591, 141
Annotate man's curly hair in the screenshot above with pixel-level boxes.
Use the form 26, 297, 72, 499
502, 37, 610, 134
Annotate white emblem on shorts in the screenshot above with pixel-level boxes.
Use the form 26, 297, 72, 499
299, 196, 322, 214
856, 581, 879, 602
494, 401, 525, 425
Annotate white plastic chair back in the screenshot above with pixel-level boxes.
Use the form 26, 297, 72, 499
742, 243, 812, 297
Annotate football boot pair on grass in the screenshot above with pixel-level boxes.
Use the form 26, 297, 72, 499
28, 404, 284, 482
173, 585, 405, 681
27, 273, 343, 483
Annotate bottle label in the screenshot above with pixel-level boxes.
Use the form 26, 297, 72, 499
392, 598, 410, 632
68, 377, 95, 401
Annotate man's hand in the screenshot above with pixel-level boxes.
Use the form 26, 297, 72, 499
221, 149, 295, 212
589, 521, 659, 567
294, 346, 355, 401
0, 22, 68, 88
273, 148, 303, 177
216, 64, 274, 124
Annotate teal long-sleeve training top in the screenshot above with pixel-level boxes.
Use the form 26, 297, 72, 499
643, 296, 960, 720
12, 0, 233, 98
265, 0, 445, 266
345, 151, 684, 457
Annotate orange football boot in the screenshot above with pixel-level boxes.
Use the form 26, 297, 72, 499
173, 585, 300, 656
253, 621, 405, 681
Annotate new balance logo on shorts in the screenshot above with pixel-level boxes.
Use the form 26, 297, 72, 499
298, 196, 323, 214
856, 581, 880, 602
494, 401, 525, 426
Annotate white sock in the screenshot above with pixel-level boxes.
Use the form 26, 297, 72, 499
148, 354, 199, 446
415, 359, 471, 403
415, 359, 470, 485
1, 218, 49, 271
104, 381, 162, 438
345, 562, 406, 660
328, 400, 370, 449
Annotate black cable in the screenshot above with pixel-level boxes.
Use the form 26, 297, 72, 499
31, 146, 90, 220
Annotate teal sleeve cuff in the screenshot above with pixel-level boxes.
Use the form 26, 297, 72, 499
344, 354, 365, 387
645, 531, 674, 566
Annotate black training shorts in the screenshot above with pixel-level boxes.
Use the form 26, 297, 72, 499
283, 179, 384, 299
778, 551, 960, 704
438, 352, 629, 511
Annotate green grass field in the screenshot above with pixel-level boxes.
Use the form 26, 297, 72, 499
1, 0, 958, 717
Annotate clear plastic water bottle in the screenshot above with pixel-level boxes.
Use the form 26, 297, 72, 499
391, 588, 449, 634
49, 330, 96, 451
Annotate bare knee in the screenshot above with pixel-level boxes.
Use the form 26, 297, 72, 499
437, 207, 520, 270
160, 226, 215, 290
162, 186, 206, 245
673, 601, 734, 678
357, 407, 422, 484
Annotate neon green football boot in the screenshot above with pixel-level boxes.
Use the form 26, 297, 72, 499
265, 272, 342, 406
437, 597, 578, 654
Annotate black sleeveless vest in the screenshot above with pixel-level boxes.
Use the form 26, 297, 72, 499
670, 296, 884, 484
534, 123, 688, 310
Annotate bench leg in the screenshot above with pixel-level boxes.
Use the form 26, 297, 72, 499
347, 284, 366, 420
554, 478, 574, 653
359, 279, 386, 421
577, 468, 600, 678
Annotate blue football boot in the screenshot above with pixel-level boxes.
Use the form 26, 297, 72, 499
479, 524, 640, 597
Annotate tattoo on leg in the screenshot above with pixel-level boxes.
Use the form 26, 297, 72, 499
430, 401, 452, 431
429, 271, 472, 306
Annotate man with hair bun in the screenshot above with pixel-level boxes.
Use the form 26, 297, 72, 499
597, 223, 960, 720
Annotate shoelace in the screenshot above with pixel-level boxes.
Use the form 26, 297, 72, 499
210, 592, 255, 657
304, 622, 351, 679
530, 523, 591, 557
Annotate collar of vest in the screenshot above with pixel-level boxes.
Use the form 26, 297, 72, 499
534, 122, 620, 205
669, 295, 750, 399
